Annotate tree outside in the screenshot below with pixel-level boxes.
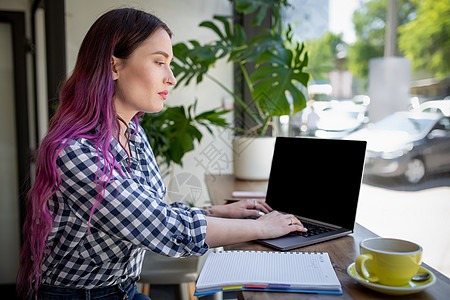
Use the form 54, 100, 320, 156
306, 0, 449, 93
398, 0, 450, 80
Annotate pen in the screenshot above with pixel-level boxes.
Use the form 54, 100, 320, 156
223, 285, 244, 291
269, 283, 291, 289
245, 284, 268, 289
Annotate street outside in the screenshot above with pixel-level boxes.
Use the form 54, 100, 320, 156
356, 174, 450, 278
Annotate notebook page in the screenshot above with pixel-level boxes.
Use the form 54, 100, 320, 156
196, 251, 341, 290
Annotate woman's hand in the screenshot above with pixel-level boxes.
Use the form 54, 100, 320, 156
201, 199, 272, 219
256, 211, 307, 239
224, 199, 272, 218
205, 210, 307, 247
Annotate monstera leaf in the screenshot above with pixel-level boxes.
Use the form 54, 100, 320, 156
234, 0, 289, 26
172, 0, 310, 136
172, 16, 245, 86
251, 38, 309, 116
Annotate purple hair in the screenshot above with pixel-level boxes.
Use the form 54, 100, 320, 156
17, 8, 171, 297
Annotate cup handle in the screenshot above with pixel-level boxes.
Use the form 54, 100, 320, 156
355, 254, 379, 283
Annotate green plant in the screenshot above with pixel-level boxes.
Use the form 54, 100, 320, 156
140, 100, 229, 175
171, 0, 310, 136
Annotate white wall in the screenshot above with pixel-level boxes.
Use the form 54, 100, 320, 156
0, 0, 33, 284
0, 21, 21, 285
65, 0, 234, 206
0, 0, 36, 144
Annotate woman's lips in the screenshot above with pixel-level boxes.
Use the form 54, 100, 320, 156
158, 90, 169, 100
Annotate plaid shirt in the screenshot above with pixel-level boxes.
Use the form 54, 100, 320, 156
41, 121, 208, 288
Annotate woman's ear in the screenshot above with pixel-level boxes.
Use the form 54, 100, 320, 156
111, 56, 120, 80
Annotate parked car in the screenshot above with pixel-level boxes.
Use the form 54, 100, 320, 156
347, 112, 450, 183
314, 100, 368, 139
412, 99, 450, 117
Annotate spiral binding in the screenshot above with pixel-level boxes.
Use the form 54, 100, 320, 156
217, 250, 325, 255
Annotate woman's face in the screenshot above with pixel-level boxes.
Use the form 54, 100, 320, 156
112, 28, 176, 122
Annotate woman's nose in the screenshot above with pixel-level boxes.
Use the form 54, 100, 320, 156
165, 68, 177, 86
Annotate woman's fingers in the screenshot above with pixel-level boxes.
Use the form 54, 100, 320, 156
248, 199, 271, 214
285, 214, 307, 232
257, 211, 307, 239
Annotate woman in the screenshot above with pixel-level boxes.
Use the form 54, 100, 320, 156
17, 8, 305, 299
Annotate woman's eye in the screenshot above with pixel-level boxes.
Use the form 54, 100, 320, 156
156, 61, 165, 66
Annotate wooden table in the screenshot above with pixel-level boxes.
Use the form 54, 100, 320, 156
205, 174, 450, 300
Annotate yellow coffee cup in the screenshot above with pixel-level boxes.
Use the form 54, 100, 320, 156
355, 237, 422, 286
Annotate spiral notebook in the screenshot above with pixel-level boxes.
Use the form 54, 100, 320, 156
194, 250, 342, 296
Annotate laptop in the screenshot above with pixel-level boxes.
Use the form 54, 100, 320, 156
256, 137, 367, 251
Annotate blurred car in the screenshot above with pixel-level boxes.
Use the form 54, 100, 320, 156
412, 99, 450, 117
314, 100, 368, 138
347, 112, 450, 183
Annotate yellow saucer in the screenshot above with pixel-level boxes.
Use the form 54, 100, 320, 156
347, 263, 436, 295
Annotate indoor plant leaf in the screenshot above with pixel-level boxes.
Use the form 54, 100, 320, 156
140, 102, 230, 168
172, 0, 309, 137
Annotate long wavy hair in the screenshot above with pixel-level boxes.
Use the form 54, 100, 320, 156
17, 8, 171, 297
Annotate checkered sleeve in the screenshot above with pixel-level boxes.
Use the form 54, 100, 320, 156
56, 139, 209, 258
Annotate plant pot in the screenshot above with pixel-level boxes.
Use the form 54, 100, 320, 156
233, 137, 276, 180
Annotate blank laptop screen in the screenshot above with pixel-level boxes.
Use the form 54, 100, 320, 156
265, 137, 367, 230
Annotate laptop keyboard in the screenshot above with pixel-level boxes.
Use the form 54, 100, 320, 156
290, 220, 335, 237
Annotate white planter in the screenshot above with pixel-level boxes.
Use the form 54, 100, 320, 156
233, 137, 276, 180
